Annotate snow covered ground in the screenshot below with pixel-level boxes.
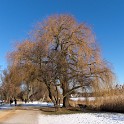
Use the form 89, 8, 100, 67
21, 101, 63, 107
0, 101, 124, 124
70, 97, 95, 101
0, 104, 14, 110
0, 101, 62, 110
22, 101, 54, 107
38, 112, 124, 124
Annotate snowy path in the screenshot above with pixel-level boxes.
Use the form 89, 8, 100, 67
38, 112, 124, 124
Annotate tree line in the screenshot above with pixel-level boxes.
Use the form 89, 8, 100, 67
0, 15, 114, 108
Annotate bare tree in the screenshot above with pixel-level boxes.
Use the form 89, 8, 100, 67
33, 15, 114, 107
1, 68, 21, 102
7, 15, 114, 108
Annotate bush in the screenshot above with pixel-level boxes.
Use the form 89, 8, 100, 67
69, 94, 124, 113
99, 95, 124, 113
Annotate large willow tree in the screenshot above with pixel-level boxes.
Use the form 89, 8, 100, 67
8, 15, 114, 107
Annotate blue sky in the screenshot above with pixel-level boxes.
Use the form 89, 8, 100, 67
0, 0, 124, 83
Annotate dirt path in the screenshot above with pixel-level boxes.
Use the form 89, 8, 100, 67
0, 109, 40, 124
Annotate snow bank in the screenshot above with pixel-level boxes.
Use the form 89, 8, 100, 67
38, 113, 124, 124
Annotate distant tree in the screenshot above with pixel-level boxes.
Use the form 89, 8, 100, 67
1, 68, 20, 102
8, 40, 48, 102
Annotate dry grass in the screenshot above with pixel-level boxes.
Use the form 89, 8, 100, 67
69, 99, 97, 111
99, 95, 124, 113
69, 93, 124, 113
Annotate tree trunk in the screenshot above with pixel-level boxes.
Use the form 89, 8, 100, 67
47, 85, 56, 105
63, 95, 69, 107
62, 79, 70, 108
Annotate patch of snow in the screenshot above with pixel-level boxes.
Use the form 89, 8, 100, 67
38, 113, 124, 124
70, 97, 95, 101
21, 101, 62, 107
